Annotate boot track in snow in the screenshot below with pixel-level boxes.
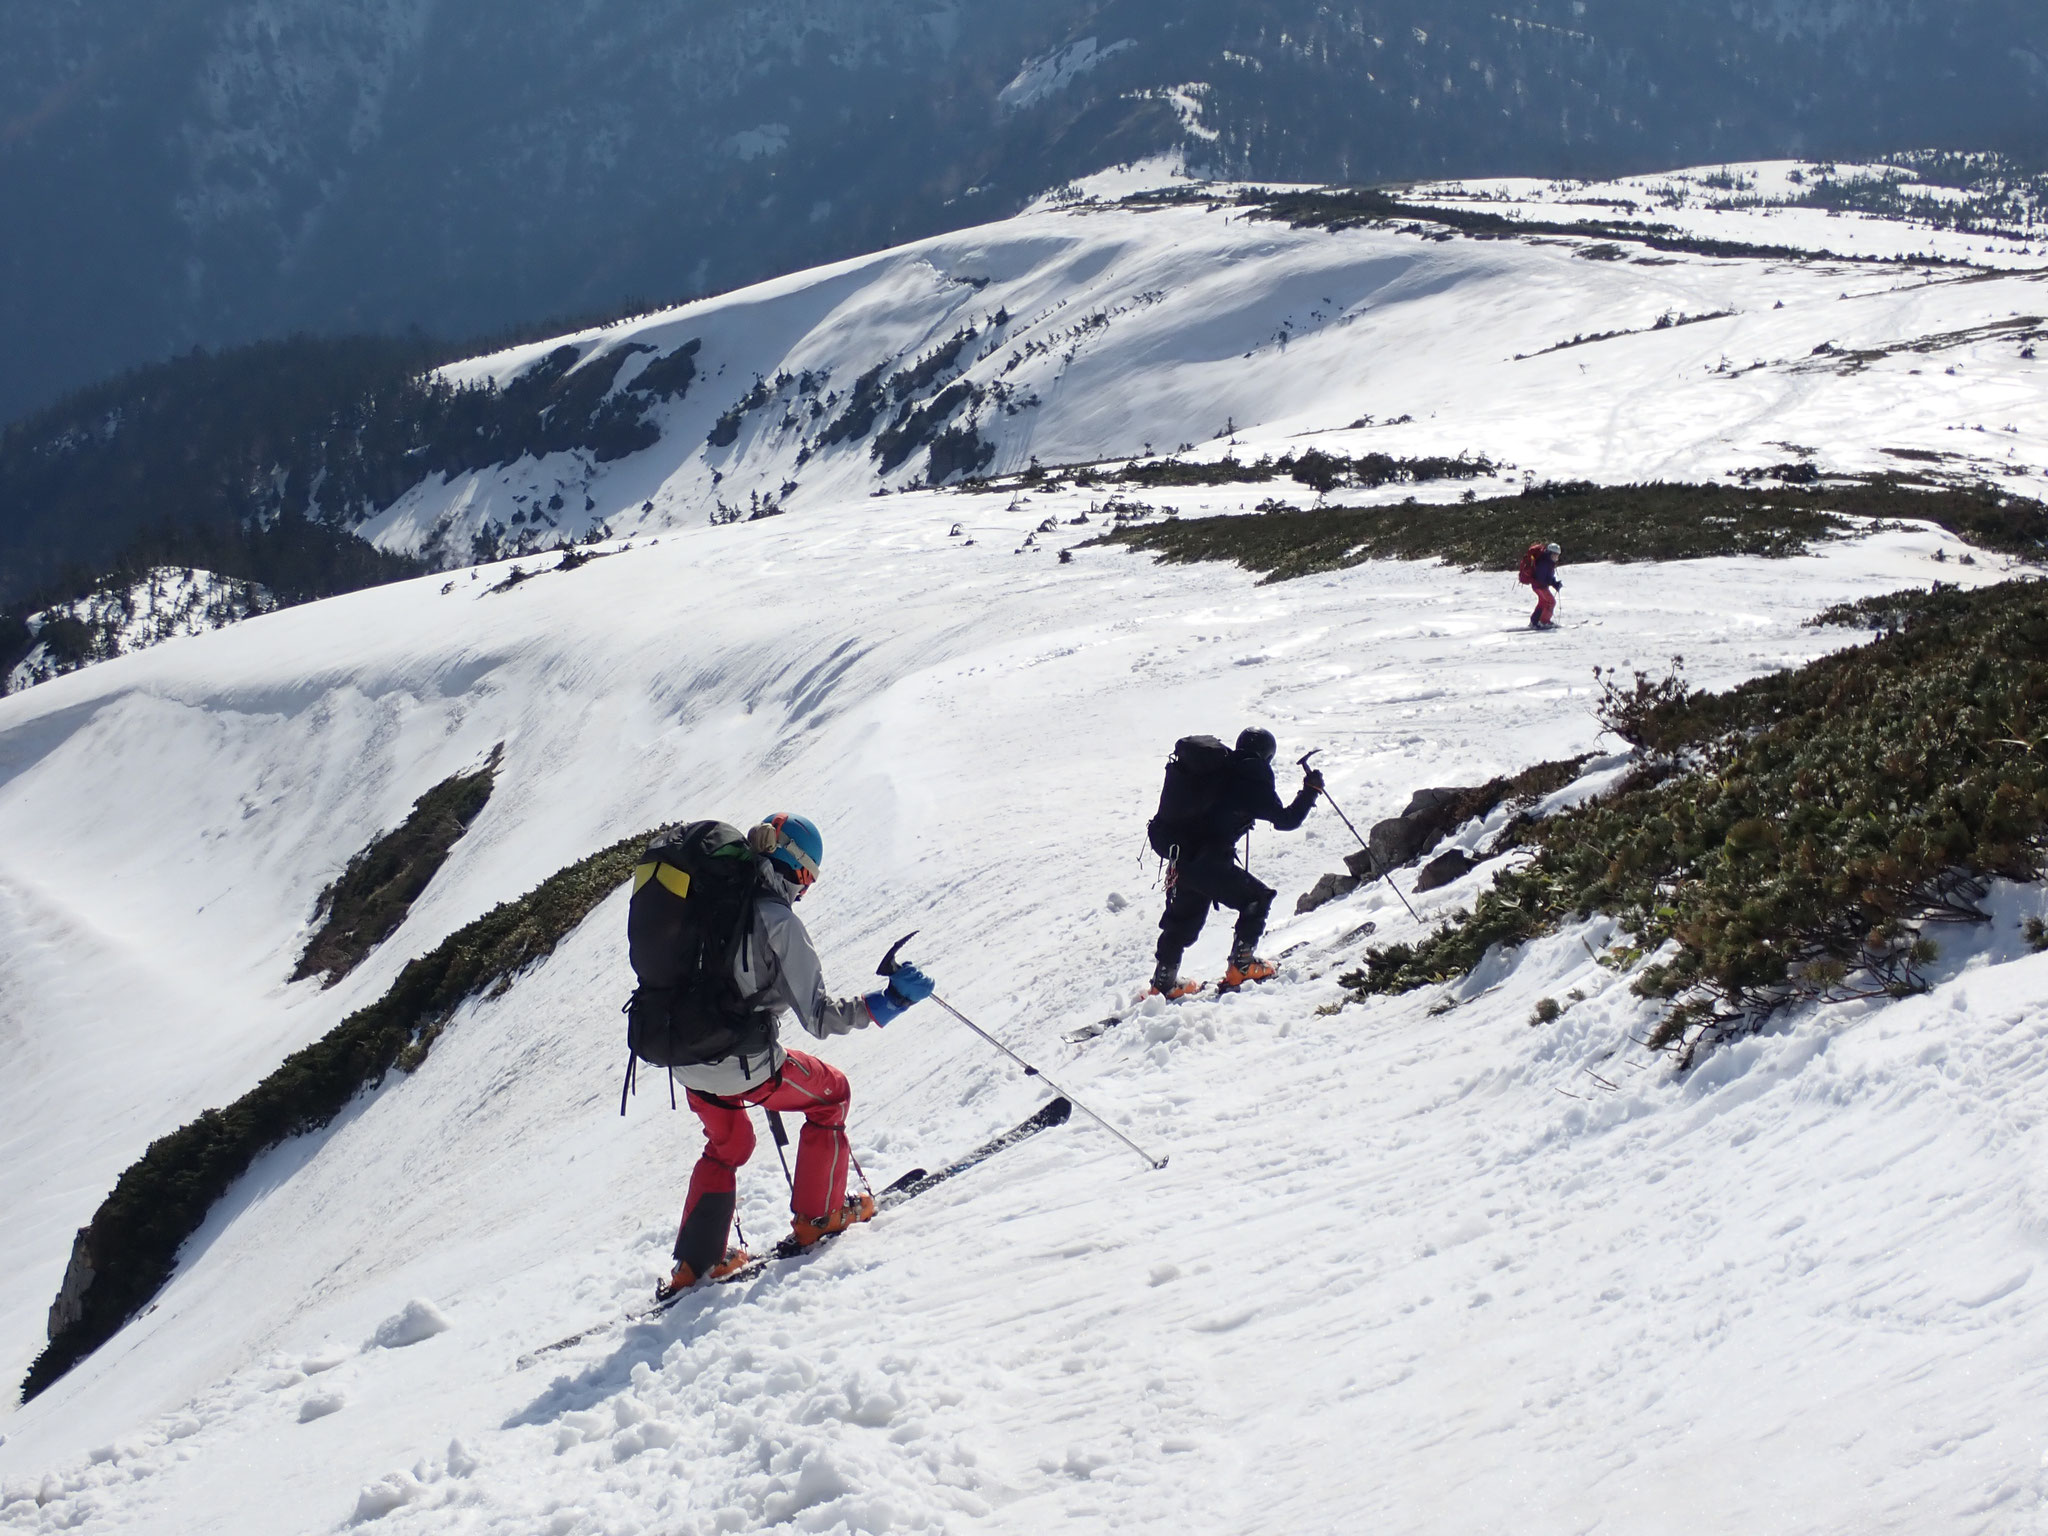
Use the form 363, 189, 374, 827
516, 1097, 1072, 1369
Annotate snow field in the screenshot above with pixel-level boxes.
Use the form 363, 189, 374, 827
0, 473, 2035, 1532
6, 164, 2048, 1532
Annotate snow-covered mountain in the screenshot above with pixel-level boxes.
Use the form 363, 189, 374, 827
3, 170, 2048, 1533
16, 151, 2048, 684
349, 156, 2048, 564
4, 0, 2044, 427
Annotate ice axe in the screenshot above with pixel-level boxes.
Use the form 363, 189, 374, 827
1298, 750, 1422, 924
878, 933, 1167, 1170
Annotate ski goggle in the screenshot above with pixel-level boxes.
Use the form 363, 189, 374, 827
767, 813, 819, 888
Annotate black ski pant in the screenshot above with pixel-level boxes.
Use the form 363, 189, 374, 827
1156, 844, 1275, 972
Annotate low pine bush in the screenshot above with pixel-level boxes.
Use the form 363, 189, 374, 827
1342, 579, 2048, 1063
293, 748, 503, 985
1092, 481, 2048, 582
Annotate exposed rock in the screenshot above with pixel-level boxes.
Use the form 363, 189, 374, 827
1295, 872, 1361, 914
1414, 849, 1481, 892
47, 1228, 94, 1340
1347, 785, 1486, 876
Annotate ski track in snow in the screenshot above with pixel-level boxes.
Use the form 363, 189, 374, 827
3, 168, 2048, 1534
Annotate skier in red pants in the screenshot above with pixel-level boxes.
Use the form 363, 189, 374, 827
662, 813, 934, 1296
1528, 542, 1562, 629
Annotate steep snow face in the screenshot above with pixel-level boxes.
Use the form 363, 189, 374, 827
345, 170, 2048, 569
998, 37, 1138, 111
0, 459, 2038, 1531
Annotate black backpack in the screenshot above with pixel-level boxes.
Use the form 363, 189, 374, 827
1147, 735, 1233, 857
623, 820, 779, 1073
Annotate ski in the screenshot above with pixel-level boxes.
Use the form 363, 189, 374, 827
1063, 987, 1202, 1043
710, 1094, 1073, 1283
516, 1097, 1072, 1369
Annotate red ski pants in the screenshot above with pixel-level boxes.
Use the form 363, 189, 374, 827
1532, 585, 1558, 625
683, 1050, 852, 1230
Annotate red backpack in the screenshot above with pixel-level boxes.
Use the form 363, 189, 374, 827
1517, 543, 1545, 585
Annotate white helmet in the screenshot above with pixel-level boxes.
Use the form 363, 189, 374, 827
1546, 542, 1561, 557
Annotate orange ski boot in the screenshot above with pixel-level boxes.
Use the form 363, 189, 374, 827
1220, 955, 1278, 990
658, 1246, 749, 1300
790, 1192, 877, 1249
1148, 965, 1200, 1001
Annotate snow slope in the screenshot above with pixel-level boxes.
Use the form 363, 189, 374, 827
4, 173, 2048, 1533
2, 490, 2043, 1533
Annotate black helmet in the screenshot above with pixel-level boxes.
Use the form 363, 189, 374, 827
1235, 727, 1277, 763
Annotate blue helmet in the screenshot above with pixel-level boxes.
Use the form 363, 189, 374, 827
761, 812, 823, 888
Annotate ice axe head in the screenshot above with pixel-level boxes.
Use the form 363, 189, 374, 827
877, 931, 918, 977
1298, 748, 1321, 771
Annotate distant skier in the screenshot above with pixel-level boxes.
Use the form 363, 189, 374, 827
623, 814, 934, 1297
1519, 541, 1563, 628
1145, 729, 1322, 998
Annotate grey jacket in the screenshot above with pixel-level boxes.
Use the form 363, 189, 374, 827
672, 859, 877, 1097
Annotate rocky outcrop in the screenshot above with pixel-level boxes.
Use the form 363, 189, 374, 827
1295, 871, 1361, 914
1414, 849, 1482, 892
1297, 757, 1593, 912
47, 1228, 94, 1340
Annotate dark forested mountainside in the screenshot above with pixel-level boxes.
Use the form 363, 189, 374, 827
0, 330, 704, 604
2, 0, 2043, 429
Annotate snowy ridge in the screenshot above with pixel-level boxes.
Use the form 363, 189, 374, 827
353, 158, 2048, 575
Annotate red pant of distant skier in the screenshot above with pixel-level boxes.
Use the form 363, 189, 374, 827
681, 1050, 851, 1233
1532, 586, 1558, 626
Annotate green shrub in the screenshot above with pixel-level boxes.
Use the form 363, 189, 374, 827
1092, 482, 1847, 582
1341, 579, 2048, 1064
1087, 448, 1496, 493
1091, 480, 2048, 583
22, 826, 656, 1401
293, 748, 503, 985
1591, 659, 1695, 754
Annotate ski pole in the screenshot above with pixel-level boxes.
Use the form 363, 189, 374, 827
1300, 750, 1423, 924
763, 1109, 796, 1191
879, 934, 1168, 1171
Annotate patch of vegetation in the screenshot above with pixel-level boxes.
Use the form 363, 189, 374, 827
23, 823, 659, 1401
1093, 480, 2048, 584
1092, 481, 1852, 582
1340, 580, 2048, 1066
924, 421, 996, 484
1163, 185, 1952, 268
293, 750, 505, 986
1078, 447, 1495, 494
1785, 154, 2047, 237
1810, 581, 1980, 634
874, 379, 984, 474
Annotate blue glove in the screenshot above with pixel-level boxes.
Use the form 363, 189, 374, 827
864, 963, 935, 1026
887, 963, 935, 1005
